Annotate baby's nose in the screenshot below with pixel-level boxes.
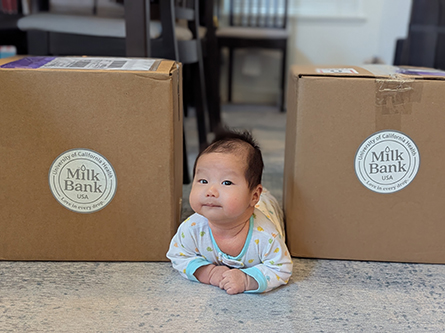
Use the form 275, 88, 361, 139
206, 185, 218, 197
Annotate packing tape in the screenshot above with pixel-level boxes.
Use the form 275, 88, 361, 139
375, 75, 422, 131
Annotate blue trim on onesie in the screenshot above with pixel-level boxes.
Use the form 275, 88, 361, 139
186, 257, 212, 282
209, 215, 254, 260
242, 267, 268, 293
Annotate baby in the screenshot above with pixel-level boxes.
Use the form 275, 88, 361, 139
167, 129, 293, 294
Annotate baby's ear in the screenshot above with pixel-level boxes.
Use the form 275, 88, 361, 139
251, 184, 263, 206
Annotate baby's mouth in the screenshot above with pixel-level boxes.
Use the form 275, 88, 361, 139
203, 203, 221, 208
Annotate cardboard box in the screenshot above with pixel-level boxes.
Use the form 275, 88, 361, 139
0, 56, 183, 261
284, 65, 445, 264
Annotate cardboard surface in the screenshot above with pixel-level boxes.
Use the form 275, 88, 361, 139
284, 64, 445, 264
0, 56, 183, 261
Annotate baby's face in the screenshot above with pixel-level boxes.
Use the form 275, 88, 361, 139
189, 152, 260, 226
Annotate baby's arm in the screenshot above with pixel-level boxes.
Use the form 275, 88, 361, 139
219, 269, 259, 294
195, 264, 230, 286
167, 219, 231, 286
167, 220, 211, 281
242, 237, 293, 293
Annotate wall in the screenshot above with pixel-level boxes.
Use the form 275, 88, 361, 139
220, 0, 412, 105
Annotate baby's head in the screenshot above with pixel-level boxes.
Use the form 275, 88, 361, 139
189, 129, 264, 225
193, 129, 264, 190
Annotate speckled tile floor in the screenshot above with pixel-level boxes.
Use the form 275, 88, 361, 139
1, 104, 445, 332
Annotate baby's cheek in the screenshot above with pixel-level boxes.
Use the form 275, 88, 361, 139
224, 198, 245, 215
189, 190, 200, 212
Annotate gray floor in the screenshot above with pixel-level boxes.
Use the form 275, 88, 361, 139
2, 105, 445, 332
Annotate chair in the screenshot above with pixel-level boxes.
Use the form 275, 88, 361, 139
199, 0, 222, 132
18, 0, 213, 183
155, 0, 210, 153
216, 0, 289, 111
17, 1, 195, 56
394, 0, 445, 70
127, 0, 220, 135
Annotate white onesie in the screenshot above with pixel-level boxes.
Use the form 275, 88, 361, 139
167, 193, 293, 293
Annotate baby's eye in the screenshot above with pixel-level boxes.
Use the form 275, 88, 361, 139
198, 179, 208, 184
222, 180, 233, 186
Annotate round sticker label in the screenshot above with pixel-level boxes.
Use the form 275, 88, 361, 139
354, 130, 420, 193
49, 149, 117, 213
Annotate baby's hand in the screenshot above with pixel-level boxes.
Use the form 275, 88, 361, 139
219, 269, 253, 295
208, 265, 230, 286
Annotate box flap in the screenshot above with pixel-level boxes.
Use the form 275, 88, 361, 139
290, 64, 445, 80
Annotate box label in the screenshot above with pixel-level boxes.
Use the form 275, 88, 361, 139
1, 57, 159, 71
397, 68, 445, 77
316, 68, 358, 74
355, 131, 420, 193
48, 149, 117, 213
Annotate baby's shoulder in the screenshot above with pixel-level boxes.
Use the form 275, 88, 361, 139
180, 213, 209, 231
252, 209, 281, 237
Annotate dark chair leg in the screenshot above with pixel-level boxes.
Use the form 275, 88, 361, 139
393, 38, 405, 66
204, 41, 222, 131
228, 47, 234, 102
182, 65, 192, 117
191, 62, 208, 151
183, 129, 191, 184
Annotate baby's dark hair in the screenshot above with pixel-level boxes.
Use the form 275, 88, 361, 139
193, 128, 264, 191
